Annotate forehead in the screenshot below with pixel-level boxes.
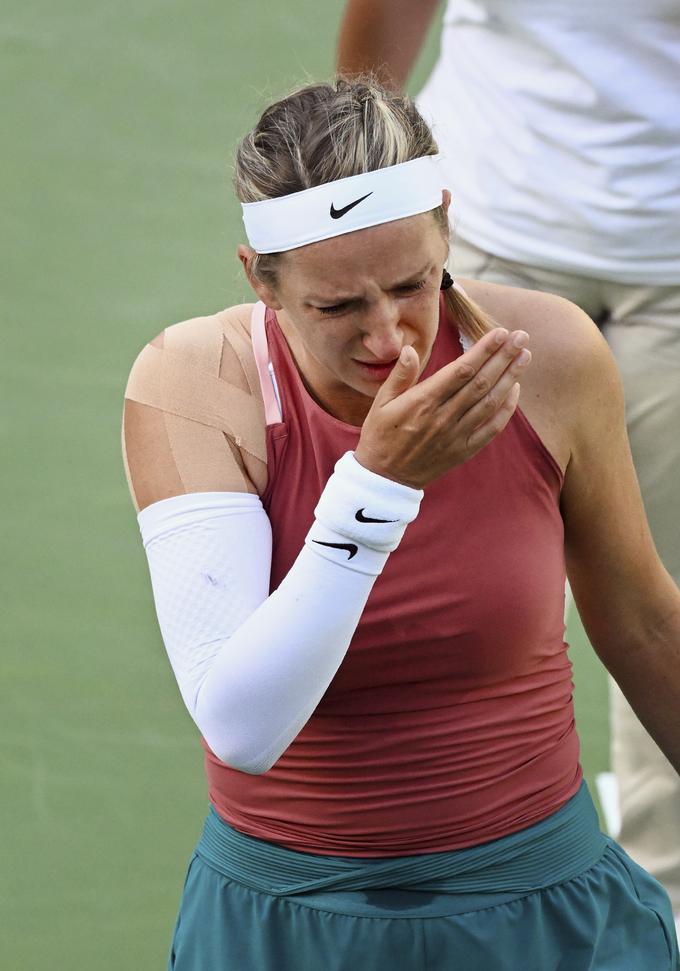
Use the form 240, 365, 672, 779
279, 211, 445, 290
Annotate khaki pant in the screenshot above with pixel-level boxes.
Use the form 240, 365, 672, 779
453, 236, 680, 911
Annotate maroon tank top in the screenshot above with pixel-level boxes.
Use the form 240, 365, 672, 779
204, 296, 581, 856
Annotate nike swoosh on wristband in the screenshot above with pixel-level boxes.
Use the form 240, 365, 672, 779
329, 192, 373, 220
312, 540, 359, 560
355, 508, 398, 524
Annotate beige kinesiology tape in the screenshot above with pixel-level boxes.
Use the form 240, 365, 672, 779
123, 310, 268, 499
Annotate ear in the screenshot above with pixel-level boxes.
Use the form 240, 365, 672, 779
237, 245, 283, 310
442, 189, 452, 213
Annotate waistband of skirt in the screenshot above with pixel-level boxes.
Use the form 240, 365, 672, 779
195, 782, 607, 897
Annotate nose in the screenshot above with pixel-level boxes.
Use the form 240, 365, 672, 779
359, 299, 403, 361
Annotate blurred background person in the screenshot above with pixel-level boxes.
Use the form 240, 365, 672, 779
338, 0, 680, 929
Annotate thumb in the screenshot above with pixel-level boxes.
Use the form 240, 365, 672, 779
374, 345, 420, 406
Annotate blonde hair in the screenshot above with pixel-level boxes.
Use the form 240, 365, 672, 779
234, 77, 493, 342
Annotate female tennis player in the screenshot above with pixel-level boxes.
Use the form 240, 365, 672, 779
122, 78, 680, 969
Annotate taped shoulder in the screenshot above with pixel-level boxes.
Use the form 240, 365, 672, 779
122, 304, 268, 511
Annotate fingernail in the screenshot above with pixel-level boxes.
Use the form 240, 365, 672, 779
517, 349, 531, 365
494, 328, 509, 345
512, 331, 529, 348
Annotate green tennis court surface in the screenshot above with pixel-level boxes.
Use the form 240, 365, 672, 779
2, 3, 607, 967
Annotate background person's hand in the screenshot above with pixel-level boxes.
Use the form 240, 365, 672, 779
354, 329, 531, 489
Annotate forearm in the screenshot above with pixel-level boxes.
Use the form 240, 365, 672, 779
139, 453, 423, 774
588, 574, 680, 775
337, 0, 441, 91
194, 545, 375, 773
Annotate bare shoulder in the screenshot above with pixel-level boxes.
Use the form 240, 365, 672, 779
460, 278, 621, 468
122, 303, 268, 511
462, 276, 608, 361
124, 303, 256, 389
463, 277, 618, 390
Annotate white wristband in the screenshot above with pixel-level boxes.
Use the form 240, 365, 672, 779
306, 452, 424, 576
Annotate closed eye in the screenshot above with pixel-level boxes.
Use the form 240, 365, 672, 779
316, 280, 427, 316
318, 302, 351, 316
396, 280, 427, 295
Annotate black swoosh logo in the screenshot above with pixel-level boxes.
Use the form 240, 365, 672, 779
355, 508, 398, 524
330, 192, 373, 220
312, 540, 358, 560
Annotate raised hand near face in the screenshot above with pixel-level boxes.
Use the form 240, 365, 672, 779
354, 329, 531, 489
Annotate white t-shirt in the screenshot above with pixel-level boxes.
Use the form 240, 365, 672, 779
417, 0, 680, 283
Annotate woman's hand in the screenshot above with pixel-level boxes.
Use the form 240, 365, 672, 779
354, 329, 531, 489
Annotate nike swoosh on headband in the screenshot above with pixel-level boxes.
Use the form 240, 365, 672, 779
355, 509, 398, 524
330, 192, 373, 220
312, 540, 359, 560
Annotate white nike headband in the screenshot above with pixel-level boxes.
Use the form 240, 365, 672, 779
241, 154, 446, 254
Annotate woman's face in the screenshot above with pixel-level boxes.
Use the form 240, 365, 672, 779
257, 211, 448, 425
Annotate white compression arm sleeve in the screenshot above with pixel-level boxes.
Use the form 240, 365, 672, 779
138, 452, 423, 774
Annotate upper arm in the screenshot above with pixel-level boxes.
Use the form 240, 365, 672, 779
337, 0, 441, 90
558, 311, 667, 660
122, 305, 268, 512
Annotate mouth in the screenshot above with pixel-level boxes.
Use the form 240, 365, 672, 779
352, 356, 399, 381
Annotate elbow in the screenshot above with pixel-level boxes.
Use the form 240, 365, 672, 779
200, 725, 278, 775
192, 681, 282, 774
216, 745, 276, 776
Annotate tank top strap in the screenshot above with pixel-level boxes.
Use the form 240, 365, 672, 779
250, 301, 282, 425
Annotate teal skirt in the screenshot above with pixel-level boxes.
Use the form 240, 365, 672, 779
169, 784, 678, 970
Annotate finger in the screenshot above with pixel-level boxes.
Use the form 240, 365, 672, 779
417, 328, 522, 405
464, 382, 522, 455
371, 344, 421, 407
438, 333, 528, 416
453, 348, 531, 429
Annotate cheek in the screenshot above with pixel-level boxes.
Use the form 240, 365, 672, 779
306, 324, 353, 367
409, 292, 441, 337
